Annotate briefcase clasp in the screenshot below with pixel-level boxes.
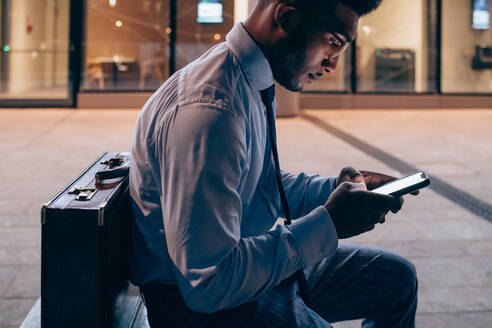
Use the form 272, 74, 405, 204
68, 186, 98, 201
100, 156, 125, 169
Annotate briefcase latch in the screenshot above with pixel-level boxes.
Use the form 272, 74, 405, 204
100, 156, 125, 168
68, 186, 97, 201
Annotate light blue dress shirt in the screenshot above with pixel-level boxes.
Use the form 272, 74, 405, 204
129, 23, 339, 313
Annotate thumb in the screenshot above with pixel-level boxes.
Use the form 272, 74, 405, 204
337, 166, 363, 186
341, 166, 362, 179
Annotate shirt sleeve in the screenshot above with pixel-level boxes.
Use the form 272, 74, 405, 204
280, 171, 337, 219
159, 102, 337, 313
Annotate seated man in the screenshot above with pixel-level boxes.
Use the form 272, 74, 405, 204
129, 0, 418, 327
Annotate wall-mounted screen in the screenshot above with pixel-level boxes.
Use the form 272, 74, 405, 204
197, 0, 223, 23
473, 0, 490, 29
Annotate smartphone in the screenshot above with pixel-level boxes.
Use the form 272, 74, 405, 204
371, 171, 430, 198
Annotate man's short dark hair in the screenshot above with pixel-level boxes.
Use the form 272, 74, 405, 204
273, 0, 382, 35
337, 0, 382, 16
274, 0, 382, 17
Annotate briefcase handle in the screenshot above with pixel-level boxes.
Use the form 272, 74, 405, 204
95, 153, 130, 185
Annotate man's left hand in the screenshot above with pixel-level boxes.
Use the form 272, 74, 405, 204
359, 170, 419, 196
336, 166, 419, 195
335, 166, 418, 223
336, 166, 367, 190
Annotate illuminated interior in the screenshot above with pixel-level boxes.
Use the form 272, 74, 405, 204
0, 0, 491, 103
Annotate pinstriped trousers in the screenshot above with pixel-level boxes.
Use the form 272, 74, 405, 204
141, 244, 418, 328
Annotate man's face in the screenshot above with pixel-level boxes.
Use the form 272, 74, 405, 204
271, 3, 359, 92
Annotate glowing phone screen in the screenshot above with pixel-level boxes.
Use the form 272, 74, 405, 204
372, 172, 426, 196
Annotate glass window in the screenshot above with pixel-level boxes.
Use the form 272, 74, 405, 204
82, 0, 170, 91
0, 0, 70, 100
356, 0, 434, 93
442, 0, 492, 93
175, 0, 234, 71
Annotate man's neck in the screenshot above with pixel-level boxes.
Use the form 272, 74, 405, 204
243, 4, 277, 65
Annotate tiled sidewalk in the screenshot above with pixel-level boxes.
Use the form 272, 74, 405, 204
1, 108, 491, 327
279, 110, 492, 328
0, 109, 139, 328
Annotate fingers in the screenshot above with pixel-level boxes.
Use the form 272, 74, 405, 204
363, 194, 402, 226
337, 166, 366, 189
367, 208, 387, 225
363, 190, 404, 214
341, 166, 362, 179
361, 224, 375, 233
360, 170, 397, 190
338, 166, 363, 183
391, 197, 404, 214
410, 190, 420, 196
367, 209, 386, 224
360, 170, 395, 181
338, 181, 366, 191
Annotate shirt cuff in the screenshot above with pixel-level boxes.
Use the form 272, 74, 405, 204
287, 205, 338, 268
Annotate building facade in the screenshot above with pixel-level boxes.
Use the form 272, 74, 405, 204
0, 0, 491, 108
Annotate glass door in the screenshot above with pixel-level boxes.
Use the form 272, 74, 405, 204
355, 0, 434, 94
442, 0, 492, 94
82, 0, 171, 92
0, 0, 71, 106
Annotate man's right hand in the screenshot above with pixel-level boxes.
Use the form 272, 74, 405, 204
324, 181, 403, 239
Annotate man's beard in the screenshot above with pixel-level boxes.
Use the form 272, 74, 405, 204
269, 34, 308, 92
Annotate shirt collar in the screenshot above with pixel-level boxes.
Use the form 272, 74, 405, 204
226, 23, 274, 91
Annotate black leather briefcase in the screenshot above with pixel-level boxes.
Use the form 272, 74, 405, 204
41, 152, 134, 328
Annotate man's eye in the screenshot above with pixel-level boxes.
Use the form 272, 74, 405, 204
328, 38, 341, 48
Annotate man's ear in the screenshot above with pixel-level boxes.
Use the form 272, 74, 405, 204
274, 3, 303, 34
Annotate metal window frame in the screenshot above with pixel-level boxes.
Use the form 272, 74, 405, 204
69, 0, 85, 108
3, 0, 492, 108
436, 0, 442, 94
170, 0, 177, 75
350, 39, 357, 93
0, 0, 10, 94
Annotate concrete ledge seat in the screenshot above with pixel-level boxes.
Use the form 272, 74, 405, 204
20, 285, 150, 328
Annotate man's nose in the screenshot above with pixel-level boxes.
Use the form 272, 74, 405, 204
322, 56, 339, 73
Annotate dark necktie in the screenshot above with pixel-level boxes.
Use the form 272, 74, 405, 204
260, 85, 311, 307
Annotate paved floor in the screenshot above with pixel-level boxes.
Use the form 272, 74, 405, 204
1, 108, 491, 327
